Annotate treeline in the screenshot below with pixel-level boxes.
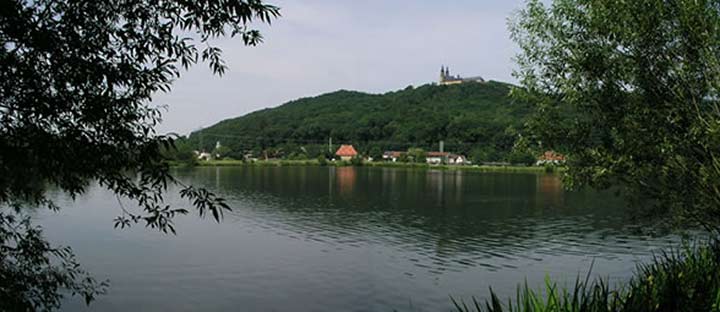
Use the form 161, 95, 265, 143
173, 81, 537, 163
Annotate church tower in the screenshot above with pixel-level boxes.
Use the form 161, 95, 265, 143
437, 65, 483, 85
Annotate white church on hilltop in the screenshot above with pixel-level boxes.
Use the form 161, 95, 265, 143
438, 66, 485, 85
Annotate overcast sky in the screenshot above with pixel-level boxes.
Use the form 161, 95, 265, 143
155, 0, 528, 135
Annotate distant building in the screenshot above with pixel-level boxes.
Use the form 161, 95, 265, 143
536, 151, 566, 166
335, 144, 358, 161
448, 154, 469, 165
426, 151, 469, 165
196, 151, 212, 161
384, 150, 469, 165
439, 66, 485, 85
382, 151, 404, 162
425, 151, 448, 164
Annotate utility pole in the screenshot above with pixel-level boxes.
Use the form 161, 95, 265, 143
328, 137, 332, 154
440, 140, 446, 164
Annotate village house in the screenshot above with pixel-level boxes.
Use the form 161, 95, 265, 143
383, 150, 469, 165
426, 152, 470, 165
448, 154, 469, 165
425, 152, 447, 164
335, 144, 358, 161
382, 151, 403, 162
195, 151, 213, 161
536, 151, 566, 166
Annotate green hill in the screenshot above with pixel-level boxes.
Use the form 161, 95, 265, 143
184, 81, 534, 162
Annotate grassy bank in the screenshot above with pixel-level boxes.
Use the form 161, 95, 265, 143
187, 159, 561, 173
196, 159, 319, 167
453, 240, 720, 312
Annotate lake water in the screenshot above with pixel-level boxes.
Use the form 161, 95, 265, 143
36, 166, 680, 311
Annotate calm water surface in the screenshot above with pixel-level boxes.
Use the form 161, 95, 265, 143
37, 166, 680, 311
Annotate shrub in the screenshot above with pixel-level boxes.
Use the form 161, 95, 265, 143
506, 150, 536, 166
350, 156, 364, 166
317, 155, 328, 166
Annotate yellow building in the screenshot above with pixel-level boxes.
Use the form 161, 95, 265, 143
439, 66, 485, 85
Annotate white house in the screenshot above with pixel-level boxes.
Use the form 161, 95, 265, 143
448, 154, 469, 165
382, 151, 403, 162
426, 152, 469, 165
536, 151, 566, 166
196, 151, 212, 161
425, 152, 448, 164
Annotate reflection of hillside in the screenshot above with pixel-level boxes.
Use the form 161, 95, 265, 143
173, 167, 658, 273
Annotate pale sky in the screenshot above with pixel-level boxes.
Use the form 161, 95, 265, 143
155, 0, 528, 135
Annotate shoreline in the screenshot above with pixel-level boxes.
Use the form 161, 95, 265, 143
174, 159, 563, 173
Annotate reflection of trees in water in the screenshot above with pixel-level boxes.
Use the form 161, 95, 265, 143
425, 170, 464, 208
175, 167, 675, 273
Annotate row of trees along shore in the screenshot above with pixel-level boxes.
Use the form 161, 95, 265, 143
163, 140, 539, 166
2, 0, 720, 311
168, 80, 540, 165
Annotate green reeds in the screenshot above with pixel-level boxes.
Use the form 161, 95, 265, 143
454, 241, 720, 312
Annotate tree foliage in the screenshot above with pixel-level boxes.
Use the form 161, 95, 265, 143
0, 212, 108, 311
0, 0, 279, 308
511, 0, 720, 229
407, 148, 427, 163
160, 138, 198, 166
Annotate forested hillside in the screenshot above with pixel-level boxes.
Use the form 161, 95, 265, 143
182, 81, 534, 162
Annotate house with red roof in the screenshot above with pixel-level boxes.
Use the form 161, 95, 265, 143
536, 151, 566, 166
335, 144, 358, 161
382, 151, 404, 162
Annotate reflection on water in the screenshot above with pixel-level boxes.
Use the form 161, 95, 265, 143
537, 174, 564, 207
334, 166, 356, 195
180, 166, 674, 275
43, 166, 681, 312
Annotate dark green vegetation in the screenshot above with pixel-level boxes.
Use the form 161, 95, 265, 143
467, 0, 720, 310
0, 214, 108, 310
455, 241, 720, 312
511, 0, 720, 230
0, 0, 279, 310
182, 81, 537, 163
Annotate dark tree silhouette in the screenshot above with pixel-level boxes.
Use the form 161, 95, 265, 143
0, 0, 279, 309
510, 0, 720, 230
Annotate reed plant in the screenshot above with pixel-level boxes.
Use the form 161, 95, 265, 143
453, 241, 720, 312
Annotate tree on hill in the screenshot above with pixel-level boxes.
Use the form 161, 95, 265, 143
0, 0, 279, 309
